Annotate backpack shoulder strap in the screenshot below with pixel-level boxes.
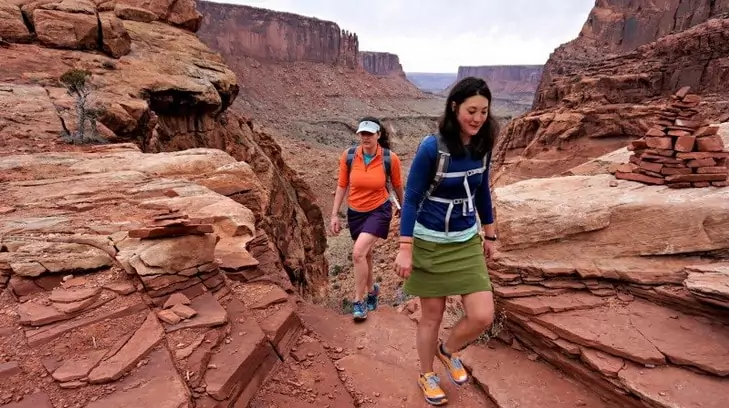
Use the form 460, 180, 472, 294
345, 146, 357, 175
425, 134, 450, 198
382, 148, 392, 185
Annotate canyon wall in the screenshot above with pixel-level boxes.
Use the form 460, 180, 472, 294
194, 0, 427, 144
196, 1, 359, 69
456, 65, 543, 98
494, 0, 729, 185
440, 65, 543, 118
359, 51, 405, 77
534, 0, 729, 111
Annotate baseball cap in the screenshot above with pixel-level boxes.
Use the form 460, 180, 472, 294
356, 120, 380, 134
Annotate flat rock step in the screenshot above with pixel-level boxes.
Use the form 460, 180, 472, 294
337, 353, 495, 408
526, 297, 729, 376
462, 342, 611, 408
299, 304, 496, 407
504, 296, 729, 408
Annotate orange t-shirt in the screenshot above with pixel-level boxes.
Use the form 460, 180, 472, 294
337, 145, 403, 212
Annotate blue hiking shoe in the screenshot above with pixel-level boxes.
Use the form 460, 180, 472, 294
366, 283, 380, 311
352, 300, 368, 321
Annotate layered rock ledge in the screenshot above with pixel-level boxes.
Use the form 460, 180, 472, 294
0, 145, 310, 407
481, 125, 729, 407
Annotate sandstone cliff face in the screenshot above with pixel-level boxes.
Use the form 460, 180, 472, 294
457, 65, 543, 97
196, 1, 358, 69
359, 51, 405, 77
576, 0, 729, 55
443, 65, 543, 118
495, 0, 729, 186
0, 0, 328, 298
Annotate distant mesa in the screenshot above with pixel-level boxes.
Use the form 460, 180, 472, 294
197, 1, 404, 77
196, 1, 358, 68
359, 51, 405, 77
405, 73, 458, 94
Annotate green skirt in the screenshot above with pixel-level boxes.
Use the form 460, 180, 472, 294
403, 234, 492, 298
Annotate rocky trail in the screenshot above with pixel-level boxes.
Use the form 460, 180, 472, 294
2, 140, 729, 408
1, 0, 729, 405
0, 142, 692, 408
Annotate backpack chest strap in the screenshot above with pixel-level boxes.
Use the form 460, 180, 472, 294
437, 167, 486, 178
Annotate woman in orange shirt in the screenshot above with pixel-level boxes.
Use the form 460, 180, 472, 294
330, 117, 404, 321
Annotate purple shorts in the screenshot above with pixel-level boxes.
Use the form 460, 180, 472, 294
347, 200, 392, 240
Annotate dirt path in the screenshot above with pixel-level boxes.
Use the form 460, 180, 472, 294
251, 302, 611, 408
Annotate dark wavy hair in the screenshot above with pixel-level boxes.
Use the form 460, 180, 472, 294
438, 77, 499, 159
358, 116, 391, 149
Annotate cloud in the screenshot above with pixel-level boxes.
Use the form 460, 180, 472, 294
208, 0, 595, 72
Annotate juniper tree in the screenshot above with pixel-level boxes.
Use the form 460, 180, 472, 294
59, 68, 102, 144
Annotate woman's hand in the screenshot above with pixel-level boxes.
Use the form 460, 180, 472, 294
483, 239, 494, 260
329, 216, 341, 235
395, 245, 413, 279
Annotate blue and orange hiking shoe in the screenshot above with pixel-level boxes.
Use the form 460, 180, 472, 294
437, 341, 469, 385
366, 283, 380, 311
418, 372, 447, 406
352, 300, 368, 321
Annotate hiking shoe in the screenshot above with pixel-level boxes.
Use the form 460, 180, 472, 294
352, 300, 368, 321
365, 283, 380, 311
418, 372, 447, 406
437, 341, 469, 385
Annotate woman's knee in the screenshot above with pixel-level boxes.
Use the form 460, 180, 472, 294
463, 292, 495, 330
352, 233, 377, 263
419, 298, 446, 326
352, 246, 368, 263
467, 308, 494, 330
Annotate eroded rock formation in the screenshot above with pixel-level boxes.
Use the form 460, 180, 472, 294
196, 1, 359, 69
495, 0, 729, 186
0, 145, 315, 407
477, 124, 729, 408
359, 51, 405, 77
0, 0, 328, 298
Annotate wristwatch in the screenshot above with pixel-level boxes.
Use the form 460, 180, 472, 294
483, 234, 497, 241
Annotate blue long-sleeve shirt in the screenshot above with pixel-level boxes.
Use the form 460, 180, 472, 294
400, 135, 495, 242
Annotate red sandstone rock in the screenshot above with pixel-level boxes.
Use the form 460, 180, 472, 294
87, 311, 165, 383
0, 361, 21, 379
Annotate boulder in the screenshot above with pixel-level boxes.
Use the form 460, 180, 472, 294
488, 132, 729, 406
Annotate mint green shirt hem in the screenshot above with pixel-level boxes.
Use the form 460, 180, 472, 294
412, 221, 478, 243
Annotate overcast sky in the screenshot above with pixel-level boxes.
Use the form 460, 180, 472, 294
210, 0, 595, 73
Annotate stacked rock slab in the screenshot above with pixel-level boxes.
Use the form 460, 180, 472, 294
122, 209, 227, 307
614, 86, 729, 187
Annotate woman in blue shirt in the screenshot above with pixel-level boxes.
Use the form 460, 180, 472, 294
395, 77, 498, 406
